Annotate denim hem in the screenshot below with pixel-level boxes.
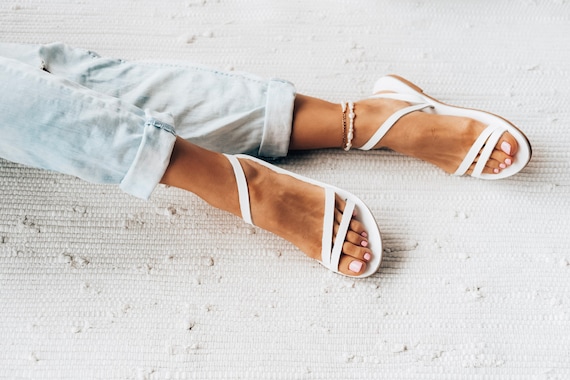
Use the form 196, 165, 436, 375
119, 110, 177, 199
258, 79, 296, 158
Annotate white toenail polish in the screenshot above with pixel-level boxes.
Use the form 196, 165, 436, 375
349, 261, 363, 273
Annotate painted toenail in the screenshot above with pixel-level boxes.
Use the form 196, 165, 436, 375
501, 141, 512, 155
499, 163, 506, 169
505, 158, 512, 166
494, 168, 500, 174
361, 240, 368, 247
361, 231, 368, 238
349, 260, 363, 273
364, 253, 371, 261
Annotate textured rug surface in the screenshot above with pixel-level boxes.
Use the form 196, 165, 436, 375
1, 1, 569, 379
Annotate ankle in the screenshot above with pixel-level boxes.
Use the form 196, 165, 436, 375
339, 100, 386, 150
290, 95, 343, 150
161, 139, 245, 218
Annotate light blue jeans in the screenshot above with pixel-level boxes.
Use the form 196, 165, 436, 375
0, 42, 296, 199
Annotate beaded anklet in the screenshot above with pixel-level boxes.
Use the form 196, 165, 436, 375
341, 102, 347, 149
340, 102, 355, 151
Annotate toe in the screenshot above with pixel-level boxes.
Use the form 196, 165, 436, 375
467, 131, 518, 176
334, 198, 368, 237
332, 197, 373, 276
489, 149, 513, 168
345, 230, 369, 247
469, 160, 502, 175
468, 153, 504, 175
497, 131, 518, 157
338, 255, 368, 276
334, 200, 368, 244
333, 218, 368, 247
341, 240, 372, 262
348, 218, 367, 237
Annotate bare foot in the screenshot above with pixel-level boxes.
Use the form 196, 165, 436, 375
162, 139, 376, 276
234, 157, 374, 276
352, 96, 519, 176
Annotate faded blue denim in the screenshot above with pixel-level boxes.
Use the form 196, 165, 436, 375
0, 42, 296, 199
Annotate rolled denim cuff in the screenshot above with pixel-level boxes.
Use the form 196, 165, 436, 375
258, 79, 296, 158
119, 110, 177, 199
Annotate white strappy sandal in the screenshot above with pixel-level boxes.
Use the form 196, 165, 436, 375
359, 75, 532, 180
224, 154, 382, 278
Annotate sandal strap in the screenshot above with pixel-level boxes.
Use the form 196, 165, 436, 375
359, 103, 433, 151
472, 126, 506, 177
453, 125, 506, 177
320, 187, 356, 272
225, 154, 365, 274
330, 198, 356, 271
224, 154, 253, 225
320, 188, 335, 268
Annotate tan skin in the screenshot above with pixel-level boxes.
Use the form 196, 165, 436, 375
161, 95, 519, 276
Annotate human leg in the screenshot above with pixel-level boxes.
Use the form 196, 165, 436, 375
1, 43, 531, 179
0, 42, 296, 157
0, 54, 378, 277
289, 78, 531, 179
0, 55, 175, 199
161, 137, 380, 277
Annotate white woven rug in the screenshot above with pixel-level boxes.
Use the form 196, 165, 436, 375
1, 1, 569, 379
